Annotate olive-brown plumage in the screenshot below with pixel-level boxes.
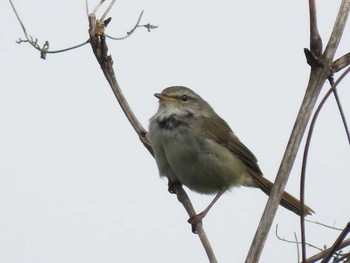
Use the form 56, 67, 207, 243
149, 86, 313, 221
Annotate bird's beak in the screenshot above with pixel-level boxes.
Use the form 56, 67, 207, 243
154, 93, 179, 103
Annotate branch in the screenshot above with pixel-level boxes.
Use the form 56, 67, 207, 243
87, 12, 217, 263
171, 184, 217, 262
332, 88, 350, 145
301, 0, 350, 258
275, 225, 323, 252
305, 219, 343, 231
323, 0, 350, 62
309, 0, 323, 56
10, 0, 205, 260
277, 224, 350, 263
304, 239, 350, 263
332, 53, 350, 73
300, 65, 350, 262
9, 0, 89, 59
245, 1, 350, 262
321, 222, 350, 263
245, 53, 328, 263
88, 14, 152, 154
9, 0, 155, 59
106, 11, 158, 40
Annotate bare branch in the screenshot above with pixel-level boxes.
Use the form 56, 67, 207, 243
294, 232, 301, 262
106, 11, 158, 41
324, 0, 350, 62
171, 184, 217, 263
321, 222, 350, 262
9, 0, 89, 59
245, 2, 350, 262
333, 252, 350, 263
304, 238, 350, 263
309, 0, 323, 56
92, 0, 106, 15
87, 12, 217, 263
246, 57, 328, 263
327, 76, 350, 146
100, 0, 117, 22
332, 88, 350, 145
305, 219, 343, 231
275, 225, 323, 252
332, 53, 350, 73
277, 223, 350, 263
9, 0, 153, 59
300, 65, 350, 261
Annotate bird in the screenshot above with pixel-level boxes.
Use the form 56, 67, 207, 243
149, 86, 313, 226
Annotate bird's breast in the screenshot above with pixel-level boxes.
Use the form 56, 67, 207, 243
149, 115, 251, 194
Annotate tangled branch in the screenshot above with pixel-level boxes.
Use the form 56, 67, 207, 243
9, 0, 157, 59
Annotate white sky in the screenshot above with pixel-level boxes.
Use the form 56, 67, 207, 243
1, 1, 350, 262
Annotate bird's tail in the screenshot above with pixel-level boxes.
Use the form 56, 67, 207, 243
248, 172, 314, 216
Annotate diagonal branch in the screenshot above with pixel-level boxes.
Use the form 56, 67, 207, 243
304, 238, 350, 263
245, 1, 350, 262
87, 13, 217, 263
321, 222, 350, 263
323, 0, 350, 62
9, 0, 214, 260
88, 14, 152, 155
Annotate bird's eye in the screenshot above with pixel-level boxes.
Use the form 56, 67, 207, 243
181, 95, 189, 102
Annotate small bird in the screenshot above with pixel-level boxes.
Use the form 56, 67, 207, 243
149, 86, 313, 225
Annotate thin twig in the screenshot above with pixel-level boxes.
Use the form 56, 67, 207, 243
9, 0, 30, 46
332, 88, 350, 145
106, 11, 158, 40
106, 11, 145, 40
93, 0, 106, 15
105, 10, 157, 40
333, 252, 350, 263
277, 223, 350, 263
305, 219, 343, 231
9, 0, 89, 59
275, 225, 323, 252
100, 0, 117, 22
321, 222, 350, 262
304, 238, 350, 263
294, 232, 301, 263
10, 0, 154, 59
300, 65, 350, 262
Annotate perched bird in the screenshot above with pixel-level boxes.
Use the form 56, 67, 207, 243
149, 86, 313, 224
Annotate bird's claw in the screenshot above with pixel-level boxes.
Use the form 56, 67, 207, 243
187, 212, 205, 234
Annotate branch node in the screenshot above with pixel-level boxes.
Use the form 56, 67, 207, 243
142, 23, 159, 32
104, 17, 112, 27
304, 48, 324, 68
40, 41, 49, 59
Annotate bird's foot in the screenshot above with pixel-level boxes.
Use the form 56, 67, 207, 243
187, 212, 205, 234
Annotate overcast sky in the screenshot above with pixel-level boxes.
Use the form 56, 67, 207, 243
1, 1, 350, 262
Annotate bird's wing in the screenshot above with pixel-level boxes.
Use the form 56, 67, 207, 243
200, 115, 263, 175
